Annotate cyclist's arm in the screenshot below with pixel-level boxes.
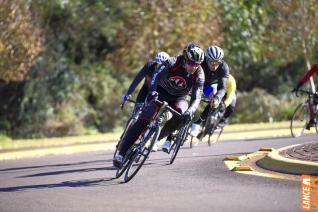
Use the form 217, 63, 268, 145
224, 76, 236, 107
215, 63, 230, 101
297, 63, 318, 87
188, 67, 205, 114
126, 63, 149, 96
150, 57, 176, 92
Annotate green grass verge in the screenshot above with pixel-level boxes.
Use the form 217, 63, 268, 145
0, 121, 292, 151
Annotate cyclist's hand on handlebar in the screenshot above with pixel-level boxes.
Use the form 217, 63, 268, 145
146, 91, 158, 103
120, 94, 131, 110
121, 94, 129, 104
210, 96, 220, 108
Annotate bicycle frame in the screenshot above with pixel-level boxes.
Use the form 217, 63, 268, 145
117, 98, 181, 182
195, 98, 226, 145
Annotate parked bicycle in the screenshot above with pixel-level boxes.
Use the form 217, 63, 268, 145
290, 89, 318, 137
189, 97, 226, 148
115, 98, 181, 182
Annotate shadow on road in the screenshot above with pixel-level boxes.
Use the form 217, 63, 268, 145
0, 159, 113, 173
18, 166, 116, 178
0, 177, 121, 192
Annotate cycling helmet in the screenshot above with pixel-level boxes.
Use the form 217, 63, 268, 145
154, 51, 169, 65
183, 43, 204, 64
205, 45, 224, 62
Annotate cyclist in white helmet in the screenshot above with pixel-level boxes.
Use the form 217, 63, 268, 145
120, 52, 171, 151
121, 52, 171, 106
190, 45, 230, 137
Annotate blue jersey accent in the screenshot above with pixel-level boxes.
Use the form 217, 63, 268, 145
203, 84, 217, 97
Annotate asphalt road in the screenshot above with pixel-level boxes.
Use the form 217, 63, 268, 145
0, 135, 316, 212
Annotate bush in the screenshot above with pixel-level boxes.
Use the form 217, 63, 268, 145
232, 88, 303, 123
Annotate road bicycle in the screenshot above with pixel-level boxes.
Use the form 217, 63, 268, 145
115, 98, 181, 182
290, 89, 318, 137
189, 98, 226, 148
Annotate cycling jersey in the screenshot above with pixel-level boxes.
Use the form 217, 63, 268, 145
201, 59, 229, 101
151, 55, 205, 115
224, 74, 236, 107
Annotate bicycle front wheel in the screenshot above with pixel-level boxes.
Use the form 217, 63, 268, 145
124, 127, 160, 182
113, 117, 136, 158
290, 103, 310, 138
315, 112, 318, 135
169, 122, 191, 165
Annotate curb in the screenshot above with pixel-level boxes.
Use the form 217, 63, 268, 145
256, 143, 318, 175
0, 142, 117, 161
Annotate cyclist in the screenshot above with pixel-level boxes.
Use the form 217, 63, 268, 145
113, 43, 205, 167
121, 51, 170, 106
190, 45, 230, 136
293, 63, 318, 129
121, 52, 171, 151
202, 74, 236, 128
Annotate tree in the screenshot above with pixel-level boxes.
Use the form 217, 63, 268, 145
0, 0, 44, 81
264, 0, 318, 91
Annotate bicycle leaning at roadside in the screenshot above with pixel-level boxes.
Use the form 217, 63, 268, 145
292, 63, 318, 130
290, 89, 318, 137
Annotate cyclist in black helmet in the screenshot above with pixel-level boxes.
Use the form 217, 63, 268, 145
113, 43, 205, 167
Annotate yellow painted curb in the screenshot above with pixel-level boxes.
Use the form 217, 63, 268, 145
257, 142, 318, 175
232, 166, 254, 171
259, 147, 275, 152
224, 156, 241, 161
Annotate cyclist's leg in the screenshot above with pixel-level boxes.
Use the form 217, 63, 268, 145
159, 97, 188, 140
307, 98, 316, 127
221, 94, 236, 123
116, 101, 159, 158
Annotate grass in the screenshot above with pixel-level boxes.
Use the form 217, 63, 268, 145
0, 132, 121, 150
0, 121, 293, 151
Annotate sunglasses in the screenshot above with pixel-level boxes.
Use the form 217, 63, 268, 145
186, 60, 199, 67
208, 59, 221, 66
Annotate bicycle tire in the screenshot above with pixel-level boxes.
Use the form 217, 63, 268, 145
169, 122, 191, 164
115, 147, 135, 179
124, 127, 160, 182
113, 117, 136, 158
198, 115, 211, 142
290, 103, 309, 138
315, 112, 318, 135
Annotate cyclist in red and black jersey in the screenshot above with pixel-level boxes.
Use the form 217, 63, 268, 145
293, 63, 318, 128
113, 44, 205, 167
121, 52, 170, 105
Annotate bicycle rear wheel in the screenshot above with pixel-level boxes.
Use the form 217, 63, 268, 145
169, 122, 191, 164
124, 127, 160, 182
290, 103, 310, 138
197, 115, 211, 142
